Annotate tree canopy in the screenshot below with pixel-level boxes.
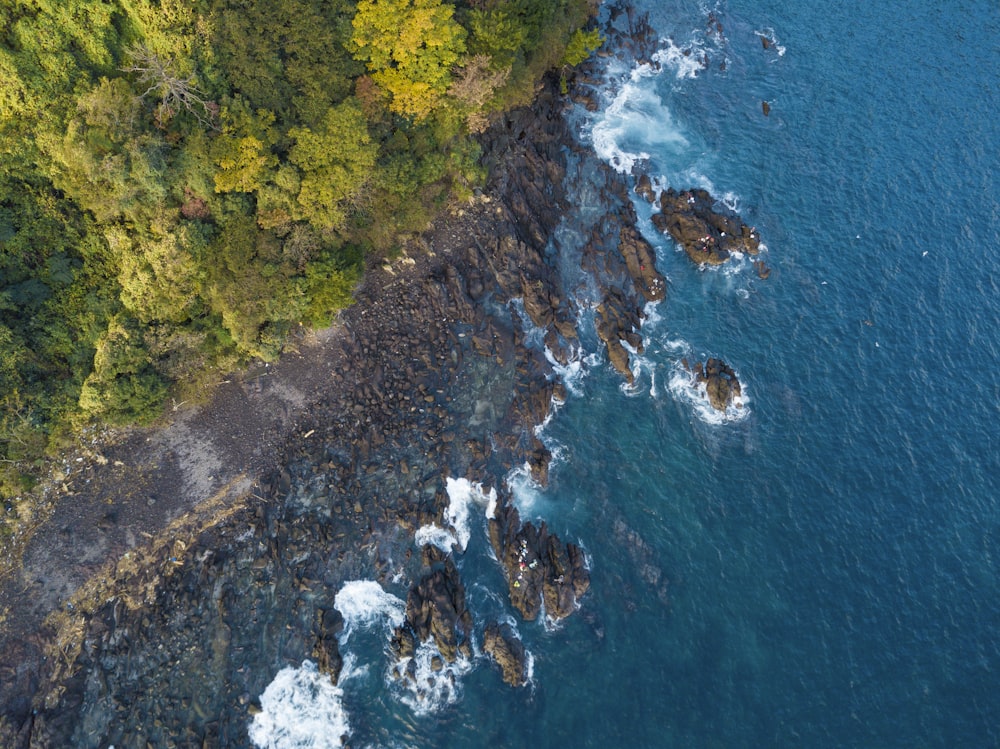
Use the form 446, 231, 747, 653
0, 0, 602, 534
351, 0, 467, 120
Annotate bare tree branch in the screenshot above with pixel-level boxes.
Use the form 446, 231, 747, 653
121, 44, 218, 130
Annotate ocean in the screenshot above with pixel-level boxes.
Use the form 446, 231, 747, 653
250, 1, 1000, 747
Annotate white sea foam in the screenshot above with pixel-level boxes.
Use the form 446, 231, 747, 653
545, 347, 589, 398
642, 300, 665, 329
333, 580, 405, 642
389, 640, 475, 715
444, 477, 496, 551
590, 81, 689, 173
506, 464, 544, 516
413, 523, 458, 553
337, 652, 368, 684
651, 37, 709, 80
524, 649, 536, 686
719, 191, 741, 212
248, 661, 350, 749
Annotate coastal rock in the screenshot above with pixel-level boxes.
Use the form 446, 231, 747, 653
686, 357, 743, 411
651, 187, 761, 265
483, 622, 528, 687
595, 287, 644, 384
753, 259, 772, 279
392, 553, 473, 664
526, 436, 552, 487
311, 607, 344, 681
574, 178, 665, 387
634, 173, 657, 203
488, 496, 590, 622
507, 344, 559, 430
618, 226, 666, 303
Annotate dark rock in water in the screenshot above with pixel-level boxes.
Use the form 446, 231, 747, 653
595, 287, 644, 383
753, 259, 772, 279
618, 226, 666, 303
392, 627, 416, 660
483, 622, 528, 687
652, 188, 761, 265
392, 553, 473, 663
688, 357, 743, 411
527, 436, 552, 487
312, 607, 344, 681
634, 173, 657, 203
488, 495, 590, 622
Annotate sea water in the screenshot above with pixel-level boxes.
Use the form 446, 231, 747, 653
252, 1, 1000, 746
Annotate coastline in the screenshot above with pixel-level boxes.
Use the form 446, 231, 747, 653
0, 56, 666, 743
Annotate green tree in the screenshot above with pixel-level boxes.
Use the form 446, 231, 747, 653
287, 99, 378, 229
561, 27, 604, 66
78, 317, 168, 426
466, 6, 528, 70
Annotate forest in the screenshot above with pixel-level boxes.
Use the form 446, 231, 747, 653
0, 0, 601, 534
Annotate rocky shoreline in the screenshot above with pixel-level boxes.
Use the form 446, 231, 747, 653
0, 7, 767, 738
0, 65, 675, 746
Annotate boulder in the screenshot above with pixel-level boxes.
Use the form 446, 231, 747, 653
595, 287, 644, 383
617, 226, 666, 303
526, 436, 552, 487
311, 607, 344, 682
634, 173, 657, 203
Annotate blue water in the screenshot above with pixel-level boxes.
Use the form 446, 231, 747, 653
256, 2, 1000, 746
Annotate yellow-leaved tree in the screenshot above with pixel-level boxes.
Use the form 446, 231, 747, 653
350, 0, 466, 121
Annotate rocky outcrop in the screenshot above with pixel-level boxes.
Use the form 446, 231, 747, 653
526, 436, 553, 487
647, 187, 761, 265
618, 226, 666, 303
685, 357, 743, 411
391, 550, 473, 665
488, 497, 589, 622
595, 287, 645, 384
571, 164, 666, 385
311, 607, 344, 681
483, 622, 528, 687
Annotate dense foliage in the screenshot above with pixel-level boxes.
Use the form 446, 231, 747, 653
0, 0, 599, 525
